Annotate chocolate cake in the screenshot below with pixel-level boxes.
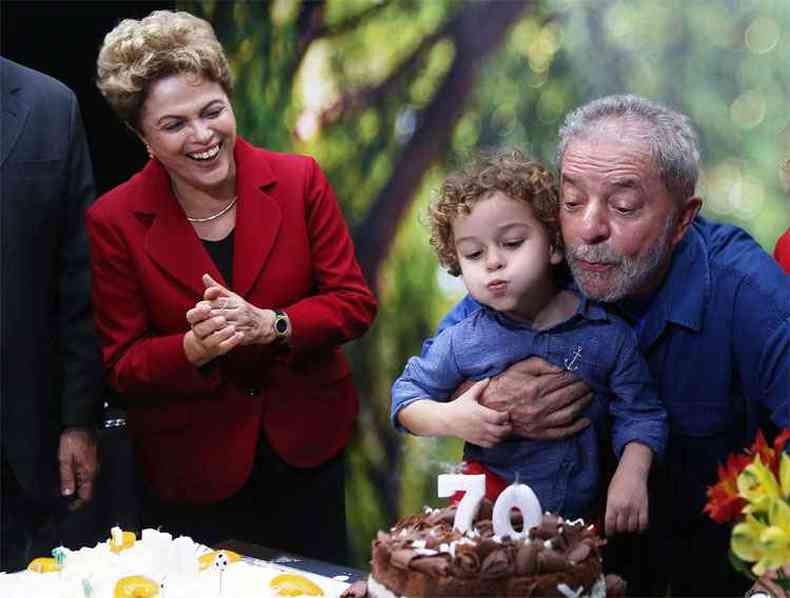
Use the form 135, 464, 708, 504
362, 500, 619, 598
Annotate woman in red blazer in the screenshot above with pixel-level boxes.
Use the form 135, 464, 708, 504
89, 11, 376, 562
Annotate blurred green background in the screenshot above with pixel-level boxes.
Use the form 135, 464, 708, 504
178, 0, 790, 567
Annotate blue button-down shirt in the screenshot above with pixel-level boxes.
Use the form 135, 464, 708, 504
430, 217, 790, 527
392, 293, 667, 519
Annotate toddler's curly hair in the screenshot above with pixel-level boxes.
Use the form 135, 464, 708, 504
429, 150, 561, 276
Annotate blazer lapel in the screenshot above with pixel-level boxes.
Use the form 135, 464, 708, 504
133, 139, 280, 299
135, 161, 224, 298
1, 62, 30, 167
232, 140, 281, 298
233, 176, 281, 298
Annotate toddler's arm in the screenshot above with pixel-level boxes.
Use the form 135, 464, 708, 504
605, 441, 652, 535
398, 379, 511, 448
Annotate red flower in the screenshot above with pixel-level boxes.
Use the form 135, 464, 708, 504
705, 452, 752, 523
751, 429, 790, 478
704, 429, 790, 524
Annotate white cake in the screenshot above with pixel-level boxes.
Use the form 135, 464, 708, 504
0, 528, 350, 598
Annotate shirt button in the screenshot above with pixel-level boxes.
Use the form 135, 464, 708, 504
247, 387, 259, 397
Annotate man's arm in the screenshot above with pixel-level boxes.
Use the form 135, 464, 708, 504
736, 301, 790, 423
430, 297, 592, 440
57, 91, 103, 509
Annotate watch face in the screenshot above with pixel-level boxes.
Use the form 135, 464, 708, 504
275, 317, 289, 334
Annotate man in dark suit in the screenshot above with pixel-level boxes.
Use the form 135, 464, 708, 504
1, 57, 103, 572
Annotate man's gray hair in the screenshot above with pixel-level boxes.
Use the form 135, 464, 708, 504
556, 94, 700, 202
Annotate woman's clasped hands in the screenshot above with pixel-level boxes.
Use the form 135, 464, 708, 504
183, 273, 280, 366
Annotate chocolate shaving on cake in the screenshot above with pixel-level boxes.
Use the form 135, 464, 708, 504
550, 531, 569, 551
537, 549, 570, 573
390, 548, 419, 570
475, 537, 503, 562
508, 578, 538, 596
451, 543, 480, 577
425, 507, 457, 527
514, 542, 541, 575
561, 521, 585, 545
422, 528, 451, 549
480, 548, 513, 579
411, 555, 451, 577
394, 514, 428, 531
567, 541, 591, 564
531, 514, 563, 540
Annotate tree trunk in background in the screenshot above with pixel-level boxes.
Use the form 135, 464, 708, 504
354, 0, 533, 289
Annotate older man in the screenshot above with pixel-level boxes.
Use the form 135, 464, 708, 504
436, 95, 790, 596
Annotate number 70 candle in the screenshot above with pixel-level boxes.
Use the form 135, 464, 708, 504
438, 473, 543, 538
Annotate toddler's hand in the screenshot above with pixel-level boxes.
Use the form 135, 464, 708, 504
446, 379, 511, 448
605, 463, 648, 536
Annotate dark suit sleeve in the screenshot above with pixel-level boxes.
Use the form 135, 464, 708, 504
58, 92, 103, 427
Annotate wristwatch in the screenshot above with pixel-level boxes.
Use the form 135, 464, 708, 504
272, 309, 290, 338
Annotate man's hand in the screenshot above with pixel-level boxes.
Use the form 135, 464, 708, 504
58, 427, 98, 511
478, 356, 593, 440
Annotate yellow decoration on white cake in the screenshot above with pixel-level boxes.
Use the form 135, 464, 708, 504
114, 575, 160, 597
198, 549, 241, 570
26, 557, 61, 573
270, 573, 325, 596
109, 527, 137, 553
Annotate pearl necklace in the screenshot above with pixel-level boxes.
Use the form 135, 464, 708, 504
184, 196, 238, 223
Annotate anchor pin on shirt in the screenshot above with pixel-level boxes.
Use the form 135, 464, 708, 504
564, 345, 583, 371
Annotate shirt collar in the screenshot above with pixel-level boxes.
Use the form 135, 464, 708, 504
621, 218, 710, 348
575, 289, 610, 322
484, 287, 610, 330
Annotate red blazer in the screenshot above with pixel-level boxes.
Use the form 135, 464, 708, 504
87, 139, 377, 503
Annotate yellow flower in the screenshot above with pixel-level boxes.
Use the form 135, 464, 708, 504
739, 456, 782, 514
769, 497, 790, 531
732, 515, 766, 563
780, 452, 790, 498
731, 504, 790, 577
757, 526, 790, 574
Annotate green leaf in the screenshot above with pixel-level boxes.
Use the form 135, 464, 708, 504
729, 549, 756, 581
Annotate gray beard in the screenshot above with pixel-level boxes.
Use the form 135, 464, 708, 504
566, 216, 676, 303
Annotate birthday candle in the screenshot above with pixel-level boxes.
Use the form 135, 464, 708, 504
491, 482, 542, 540
437, 473, 486, 533
110, 526, 123, 548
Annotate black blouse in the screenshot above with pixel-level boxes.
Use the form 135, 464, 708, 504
202, 230, 234, 288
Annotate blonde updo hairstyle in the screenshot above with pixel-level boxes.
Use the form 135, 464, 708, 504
96, 10, 232, 130
429, 150, 561, 277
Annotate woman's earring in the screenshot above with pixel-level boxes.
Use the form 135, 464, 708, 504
145, 144, 155, 160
